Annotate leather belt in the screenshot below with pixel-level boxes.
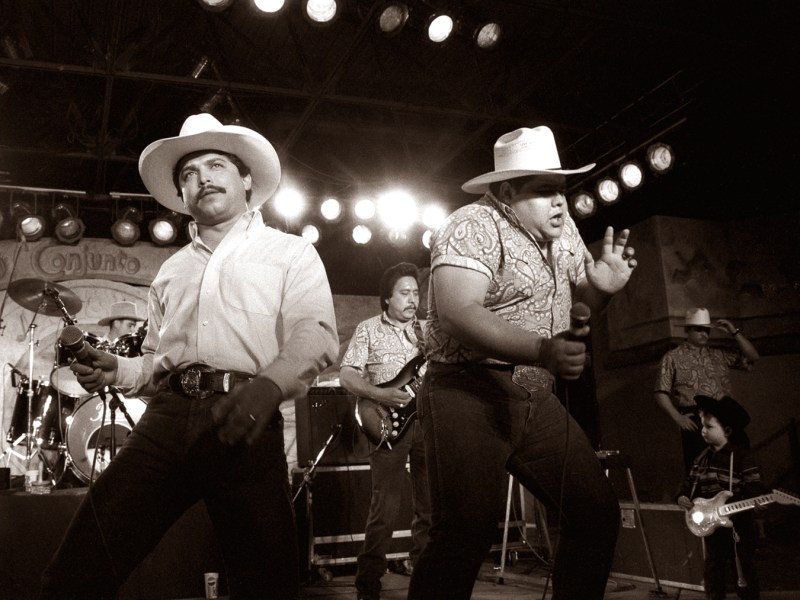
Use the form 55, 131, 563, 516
167, 363, 253, 399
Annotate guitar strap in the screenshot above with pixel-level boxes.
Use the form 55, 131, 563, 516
412, 319, 426, 355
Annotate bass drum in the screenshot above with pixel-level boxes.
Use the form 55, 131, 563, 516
65, 394, 147, 483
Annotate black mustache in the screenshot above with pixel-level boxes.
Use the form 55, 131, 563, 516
199, 185, 225, 197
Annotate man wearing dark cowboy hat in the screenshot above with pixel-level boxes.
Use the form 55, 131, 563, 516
655, 307, 759, 474
40, 114, 339, 600
408, 126, 638, 600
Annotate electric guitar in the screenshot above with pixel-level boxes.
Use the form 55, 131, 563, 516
354, 355, 426, 448
685, 488, 800, 537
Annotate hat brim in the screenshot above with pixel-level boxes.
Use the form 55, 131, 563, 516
461, 164, 595, 194
98, 314, 144, 326
139, 126, 281, 214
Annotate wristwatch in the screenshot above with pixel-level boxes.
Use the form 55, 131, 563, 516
731, 328, 742, 336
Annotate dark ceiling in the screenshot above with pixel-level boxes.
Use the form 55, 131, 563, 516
0, 0, 793, 295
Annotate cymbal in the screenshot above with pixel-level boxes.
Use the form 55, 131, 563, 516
7, 278, 82, 317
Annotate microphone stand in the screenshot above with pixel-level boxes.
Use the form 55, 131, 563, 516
292, 424, 341, 503
104, 387, 135, 459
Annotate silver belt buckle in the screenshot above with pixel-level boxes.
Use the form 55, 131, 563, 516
180, 365, 213, 399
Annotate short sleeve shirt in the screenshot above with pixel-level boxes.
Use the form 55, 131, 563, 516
341, 313, 424, 386
424, 193, 587, 392
655, 342, 748, 407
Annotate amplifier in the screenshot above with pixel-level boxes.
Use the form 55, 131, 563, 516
296, 388, 372, 467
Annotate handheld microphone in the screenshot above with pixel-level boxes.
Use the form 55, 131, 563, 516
59, 325, 92, 367
567, 302, 591, 340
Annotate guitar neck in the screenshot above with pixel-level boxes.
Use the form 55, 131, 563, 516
719, 494, 773, 517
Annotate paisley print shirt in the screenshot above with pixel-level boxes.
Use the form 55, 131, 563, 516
655, 342, 749, 407
424, 193, 587, 393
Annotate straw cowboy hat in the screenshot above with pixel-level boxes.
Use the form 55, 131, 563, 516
462, 126, 595, 194
138, 113, 281, 214
683, 308, 712, 327
98, 301, 143, 326
694, 395, 751, 431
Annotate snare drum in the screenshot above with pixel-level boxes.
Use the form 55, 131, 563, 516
65, 394, 147, 483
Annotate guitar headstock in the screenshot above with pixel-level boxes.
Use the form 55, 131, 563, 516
772, 489, 800, 506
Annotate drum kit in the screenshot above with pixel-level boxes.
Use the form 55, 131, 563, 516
4, 278, 148, 485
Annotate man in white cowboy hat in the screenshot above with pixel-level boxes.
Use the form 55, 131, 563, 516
407, 126, 638, 600
40, 113, 339, 600
655, 307, 759, 474
97, 300, 143, 345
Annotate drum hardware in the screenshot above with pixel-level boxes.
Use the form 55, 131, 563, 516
292, 424, 342, 503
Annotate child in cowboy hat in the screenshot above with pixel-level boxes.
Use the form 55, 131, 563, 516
40, 114, 339, 600
677, 395, 764, 600
655, 307, 760, 474
407, 126, 637, 600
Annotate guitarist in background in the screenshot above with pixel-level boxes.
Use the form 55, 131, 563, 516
339, 262, 431, 600
677, 395, 763, 600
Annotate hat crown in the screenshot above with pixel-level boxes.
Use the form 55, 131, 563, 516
493, 127, 563, 172
684, 308, 711, 326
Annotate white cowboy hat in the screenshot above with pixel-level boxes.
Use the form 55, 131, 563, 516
138, 113, 281, 214
462, 126, 595, 194
98, 300, 143, 326
683, 308, 712, 327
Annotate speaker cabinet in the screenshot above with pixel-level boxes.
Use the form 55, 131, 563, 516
610, 501, 705, 591
293, 465, 413, 569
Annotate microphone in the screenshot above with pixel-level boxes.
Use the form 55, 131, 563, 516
567, 302, 591, 340
59, 325, 92, 367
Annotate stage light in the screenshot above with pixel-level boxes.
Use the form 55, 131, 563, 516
422, 205, 447, 229
301, 224, 320, 244
570, 192, 596, 219
474, 21, 502, 49
11, 200, 46, 242
52, 203, 85, 245
320, 198, 342, 221
596, 178, 621, 205
352, 225, 372, 245
422, 229, 434, 249
647, 142, 675, 174
427, 13, 454, 43
148, 211, 181, 246
377, 2, 409, 36
377, 189, 416, 230
387, 229, 408, 245
354, 198, 375, 220
304, 0, 338, 24
274, 188, 306, 220
111, 207, 142, 246
619, 161, 644, 191
200, 89, 226, 113
197, 0, 235, 11
190, 55, 211, 79
254, 0, 284, 13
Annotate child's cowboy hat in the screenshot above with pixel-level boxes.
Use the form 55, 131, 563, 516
694, 395, 751, 431
138, 113, 281, 215
462, 126, 595, 194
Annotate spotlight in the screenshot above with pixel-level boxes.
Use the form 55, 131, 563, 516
354, 198, 376, 220
254, 0, 284, 13
422, 205, 447, 229
647, 142, 675, 174
376, 189, 416, 230
427, 13, 454, 43
596, 178, 621, 205
148, 211, 182, 246
111, 207, 142, 247
422, 229, 433, 249
320, 198, 342, 221
474, 21, 502, 50
11, 200, 46, 242
387, 229, 408, 245
352, 225, 372, 245
570, 192, 596, 219
274, 188, 306, 220
200, 89, 226, 113
197, 0, 235, 11
377, 2, 409, 36
52, 203, 85, 245
301, 224, 321, 244
619, 161, 644, 191
304, 0, 338, 24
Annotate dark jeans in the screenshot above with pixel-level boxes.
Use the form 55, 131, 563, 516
355, 419, 431, 598
39, 391, 297, 600
704, 514, 760, 600
407, 363, 620, 600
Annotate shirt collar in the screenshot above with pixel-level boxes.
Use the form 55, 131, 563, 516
187, 210, 262, 248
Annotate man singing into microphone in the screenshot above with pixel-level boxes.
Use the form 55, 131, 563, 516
407, 126, 639, 600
